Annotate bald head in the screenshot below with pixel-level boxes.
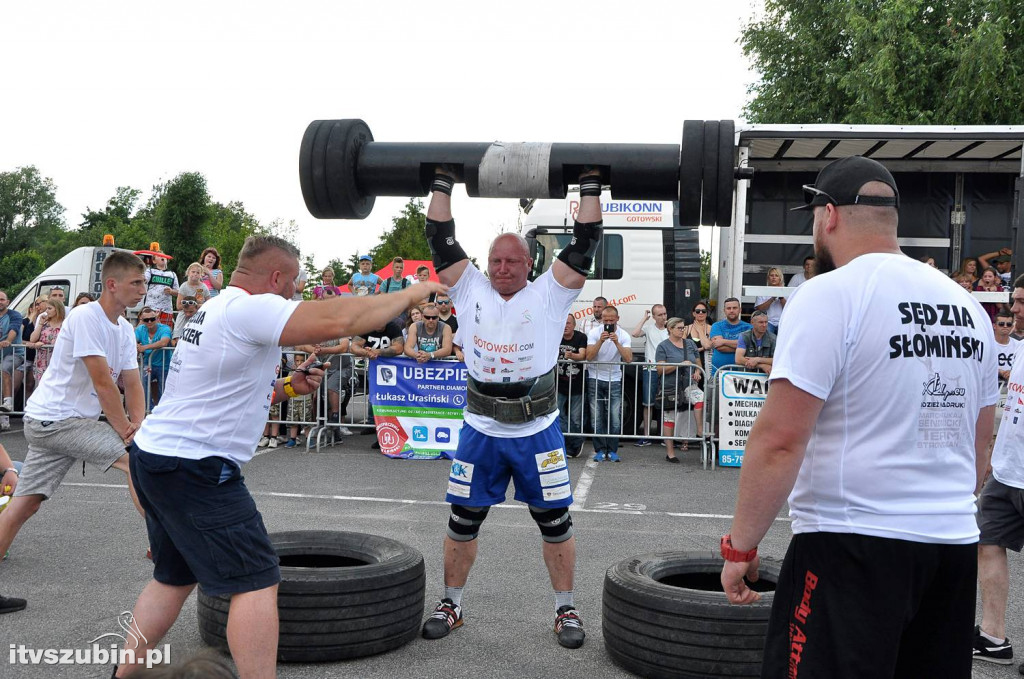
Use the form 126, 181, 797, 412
488, 233, 531, 260
231, 235, 301, 298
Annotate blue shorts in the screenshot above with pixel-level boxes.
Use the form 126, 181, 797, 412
130, 444, 281, 596
641, 368, 659, 406
445, 420, 573, 509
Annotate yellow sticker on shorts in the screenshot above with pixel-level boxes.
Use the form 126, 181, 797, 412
535, 449, 566, 472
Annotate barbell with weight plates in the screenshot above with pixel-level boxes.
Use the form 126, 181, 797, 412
299, 119, 749, 226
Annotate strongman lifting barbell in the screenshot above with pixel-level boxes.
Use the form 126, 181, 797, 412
299, 119, 752, 226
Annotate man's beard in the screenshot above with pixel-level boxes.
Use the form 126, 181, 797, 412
814, 240, 837, 276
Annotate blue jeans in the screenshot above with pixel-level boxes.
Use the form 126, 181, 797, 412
557, 390, 584, 455
588, 379, 622, 454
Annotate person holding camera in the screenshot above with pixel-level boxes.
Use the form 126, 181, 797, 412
585, 305, 632, 462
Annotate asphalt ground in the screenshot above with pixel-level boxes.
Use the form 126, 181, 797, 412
0, 421, 1020, 679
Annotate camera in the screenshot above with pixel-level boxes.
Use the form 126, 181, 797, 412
604, 323, 615, 333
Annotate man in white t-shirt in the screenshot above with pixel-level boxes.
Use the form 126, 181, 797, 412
586, 306, 633, 462
418, 168, 603, 650
993, 308, 1019, 386
974, 278, 1024, 669
631, 304, 668, 446
787, 255, 815, 287
720, 156, 998, 679
116, 235, 444, 678
0, 251, 149, 615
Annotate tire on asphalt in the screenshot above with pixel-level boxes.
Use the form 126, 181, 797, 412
197, 530, 425, 663
603, 550, 780, 678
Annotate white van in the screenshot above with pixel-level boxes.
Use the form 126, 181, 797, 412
522, 190, 701, 354
9, 240, 142, 318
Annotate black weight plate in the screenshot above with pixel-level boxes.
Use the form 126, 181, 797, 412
678, 121, 703, 226
700, 121, 719, 227
299, 119, 375, 219
715, 120, 736, 226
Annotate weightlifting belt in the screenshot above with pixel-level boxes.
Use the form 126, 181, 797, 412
466, 368, 558, 425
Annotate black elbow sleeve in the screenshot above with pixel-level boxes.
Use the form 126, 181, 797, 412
425, 218, 468, 273
556, 220, 603, 276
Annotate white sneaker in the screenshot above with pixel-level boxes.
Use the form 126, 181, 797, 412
257, 436, 270, 447
338, 426, 353, 436
0, 415, 9, 431
0, 397, 11, 412
268, 437, 278, 448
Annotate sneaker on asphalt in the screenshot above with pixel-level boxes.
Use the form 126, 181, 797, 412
422, 598, 463, 639
554, 605, 585, 649
566, 448, 582, 458
0, 397, 11, 412
0, 594, 27, 614
592, 452, 604, 462
284, 438, 297, 448
371, 440, 381, 450
607, 452, 621, 462
0, 415, 9, 431
974, 626, 1013, 664
338, 426, 353, 436
634, 439, 652, 447
257, 436, 270, 448
268, 437, 278, 449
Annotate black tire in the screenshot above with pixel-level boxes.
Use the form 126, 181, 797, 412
197, 530, 425, 663
715, 120, 736, 227
700, 122, 720, 227
603, 551, 780, 678
678, 120, 704, 226
299, 119, 376, 220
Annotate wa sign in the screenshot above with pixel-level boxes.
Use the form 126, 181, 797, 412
368, 357, 468, 459
716, 370, 768, 467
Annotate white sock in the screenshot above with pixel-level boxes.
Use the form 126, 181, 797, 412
555, 590, 575, 611
444, 586, 463, 607
980, 629, 1005, 644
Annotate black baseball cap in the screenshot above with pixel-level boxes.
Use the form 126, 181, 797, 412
792, 156, 900, 211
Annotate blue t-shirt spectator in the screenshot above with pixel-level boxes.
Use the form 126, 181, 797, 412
0, 307, 24, 360
135, 322, 173, 368
709, 318, 752, 374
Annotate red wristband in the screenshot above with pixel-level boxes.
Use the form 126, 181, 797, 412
720, 534, 758, 563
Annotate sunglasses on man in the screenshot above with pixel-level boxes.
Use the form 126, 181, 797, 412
141, 317, 157, 323
423, 315, 439, 320
182, 300, 199, 307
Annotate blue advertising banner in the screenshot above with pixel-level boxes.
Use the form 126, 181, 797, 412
368, 357, 468, 459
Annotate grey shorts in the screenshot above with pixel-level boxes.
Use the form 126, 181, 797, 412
1, 354, 25, 373
977, 477, 1024, 551
325, 369, 353, 394
16, 417, 127, 499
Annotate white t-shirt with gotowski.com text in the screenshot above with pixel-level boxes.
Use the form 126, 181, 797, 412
771, 253, 999, 545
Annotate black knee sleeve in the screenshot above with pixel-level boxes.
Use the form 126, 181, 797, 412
447, 504, 489, 542
529, 505, 574, 544
556, 220, 603, 276
425, 218, 469, 273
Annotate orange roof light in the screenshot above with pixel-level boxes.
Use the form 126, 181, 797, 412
103, 234, 115, 247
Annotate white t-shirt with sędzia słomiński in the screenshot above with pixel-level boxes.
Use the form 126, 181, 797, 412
990, 341, 1024, 489
134, 286, 300, 467
771, 253, 998, 545
450, 263, 580, 439
586, 326, 632, 382
25, 302, 138, 422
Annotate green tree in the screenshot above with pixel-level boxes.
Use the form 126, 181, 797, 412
741, 0, 1024, 124
153, 172, 211, 272
700, 249, 711, 300
0, 250, 46, 298
0, 166, 65, 255
367, 199, 431, 267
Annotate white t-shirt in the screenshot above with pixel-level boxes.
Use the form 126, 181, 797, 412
25, 302, 138, 421
641, 322, 669, 365
586, 326, 632, 381
772, 254, 999, 545
996, 336, 1020, 382
451, 264, 579, 438
134, 286, 300, 466
754, 295, 785, 326
292, 269, 308, 301
991, 342, 1024, 488
788, 271, 808, 287
144, 267, 179, 313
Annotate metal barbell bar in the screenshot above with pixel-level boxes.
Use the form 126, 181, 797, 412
299, 119, 743, 226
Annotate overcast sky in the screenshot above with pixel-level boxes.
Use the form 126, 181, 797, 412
1, 0, 760, 266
